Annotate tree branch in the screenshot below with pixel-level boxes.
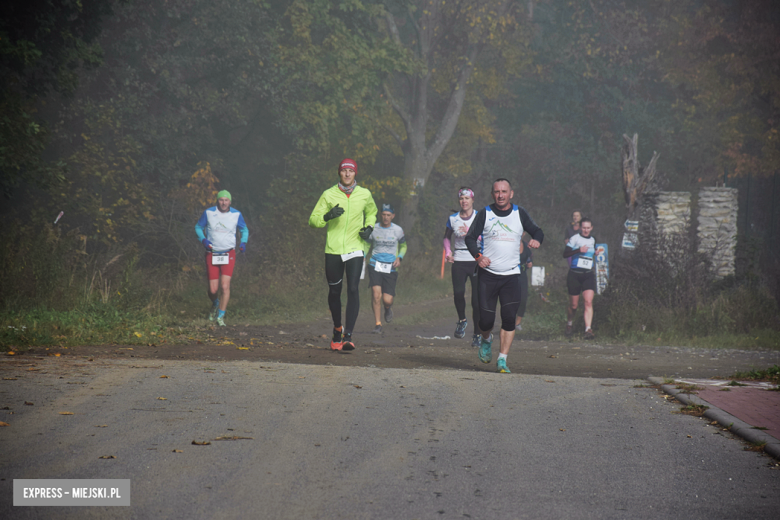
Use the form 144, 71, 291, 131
384, 11, 402, 46
425, 45, 480, 164
381, 122, 405, 149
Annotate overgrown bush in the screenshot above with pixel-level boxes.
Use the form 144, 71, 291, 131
596, 231, 780, 340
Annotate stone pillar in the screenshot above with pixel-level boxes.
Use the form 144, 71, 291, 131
697, 187, 738, 278
654, 192, 691, 235
636, 192, 691, 252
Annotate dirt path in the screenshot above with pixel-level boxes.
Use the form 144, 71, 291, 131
14, 298, 780, 380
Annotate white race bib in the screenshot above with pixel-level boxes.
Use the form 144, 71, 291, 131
341, 250, 364, 262
211, 253, 229, 265
576, 257, 593, 270
374, 261, 392, 273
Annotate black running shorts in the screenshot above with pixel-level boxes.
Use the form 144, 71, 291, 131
368, 264, 399, 296
567, 269, 597, 296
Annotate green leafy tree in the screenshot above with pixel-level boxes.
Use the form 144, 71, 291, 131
0, 0, 113, 197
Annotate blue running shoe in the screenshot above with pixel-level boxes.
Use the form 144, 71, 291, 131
454, 319, 468, 339
497, 358, 510, 373
471, 334, 481, 348
478, 334, 493, 363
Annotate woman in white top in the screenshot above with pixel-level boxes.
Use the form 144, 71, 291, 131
443, 187, 481, 347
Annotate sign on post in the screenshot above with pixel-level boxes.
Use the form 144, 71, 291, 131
595, 243, 609, 295
622, 220, 638, 250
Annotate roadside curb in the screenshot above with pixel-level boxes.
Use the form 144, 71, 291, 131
648, 376, 780, 460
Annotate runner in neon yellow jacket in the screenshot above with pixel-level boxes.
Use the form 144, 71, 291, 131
308, 186, 377, 255
309, 158, 378, 351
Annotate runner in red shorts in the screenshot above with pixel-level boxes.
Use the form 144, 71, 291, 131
195, 190, 249, 326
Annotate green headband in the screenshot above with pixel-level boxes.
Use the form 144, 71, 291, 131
217, 190, 232, 201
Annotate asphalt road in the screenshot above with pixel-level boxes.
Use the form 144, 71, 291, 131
1, 355, 779, 519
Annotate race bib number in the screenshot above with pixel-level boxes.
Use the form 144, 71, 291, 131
341, 250, 364, 262
211, 253, 229, 265
576, 257, 593, 270
374, 261, 392, 273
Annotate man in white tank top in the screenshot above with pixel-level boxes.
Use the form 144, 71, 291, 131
465, 179, 544, 373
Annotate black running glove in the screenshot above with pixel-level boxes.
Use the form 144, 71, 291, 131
359, 226, 373, 241
324, 204, 344, 221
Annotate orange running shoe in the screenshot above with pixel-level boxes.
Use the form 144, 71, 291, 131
330, 328, 343, 351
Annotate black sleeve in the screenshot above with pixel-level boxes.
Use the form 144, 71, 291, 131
563, 246, 577, 259
518, 206, 544, 244
443, 227, 453, 240
465, 208, 487, 258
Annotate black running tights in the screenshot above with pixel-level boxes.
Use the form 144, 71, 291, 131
325, 254, 363, 333
451, 260, 479, 326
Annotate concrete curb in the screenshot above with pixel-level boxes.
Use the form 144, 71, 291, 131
648, 376, 780, 460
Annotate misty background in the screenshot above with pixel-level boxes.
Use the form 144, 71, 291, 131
1, 0, 778, 345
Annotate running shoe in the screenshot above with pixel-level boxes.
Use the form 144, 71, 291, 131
373, 324, 383, 334
471, 334, 481, 348
342, 332, 355, 351
454, 319, 468, 339
208, 301, 219, 321
478, 334, 493, 364
216, 316, 226, 327
330, 328, 343, 351
496, 358, 511, 373
565, 324, 573, 337
384, 306, 394, 323
584, 329, 595, 340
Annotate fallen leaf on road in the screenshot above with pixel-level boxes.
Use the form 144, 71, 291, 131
548, 355, 557, 359
214, 436, 253, 441
59, 412, 74, 415
24, 401, 33, 406
192, 440, 211, 446
545, 380, 555, 383
99, 455, 116, 459
687, 435, 692, 438
0, 422, 9, 427
353, 385, 362, 389
160, 375, 168, 378
560, 429, 566, 431
95, 425, 107, 428
157, 397, 167, 400
3, 378, 17, 380
237, 347, 249, 350
172, 449, 183, 453
6, 352, 15, 356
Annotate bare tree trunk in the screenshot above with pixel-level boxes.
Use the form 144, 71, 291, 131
622, 133, 660, 222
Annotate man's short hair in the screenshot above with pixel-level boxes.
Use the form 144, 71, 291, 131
493, 178, 512, 189
580, 217, 593, 226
